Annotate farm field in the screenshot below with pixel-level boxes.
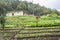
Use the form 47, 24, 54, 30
3, 14, 60, 28
0, 27, 60, 40
0, 14, 60, 40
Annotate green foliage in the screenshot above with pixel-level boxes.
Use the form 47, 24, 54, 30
3, 14, 60, 28
0, 17, 5, 28
0, 0, 60, 16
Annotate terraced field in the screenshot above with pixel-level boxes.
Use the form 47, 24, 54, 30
4, 15, 60, 27
0, 16, 60, 40
0, 27, 60, 40
15, 27, 60, 37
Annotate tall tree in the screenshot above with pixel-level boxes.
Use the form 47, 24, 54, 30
0, 3, 6, 29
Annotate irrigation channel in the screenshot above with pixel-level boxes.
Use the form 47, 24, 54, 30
0, 27, 60, 40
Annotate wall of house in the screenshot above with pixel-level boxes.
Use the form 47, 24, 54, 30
6, 13, 12, 16
14, 11, 23, 16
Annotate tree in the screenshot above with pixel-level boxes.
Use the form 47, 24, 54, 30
0, 0, 60, 17
0, 3, 6, 29
17, 1, 27, 10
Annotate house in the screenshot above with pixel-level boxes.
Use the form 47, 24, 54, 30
6, 11, 34, 16
6, 11, 24, 16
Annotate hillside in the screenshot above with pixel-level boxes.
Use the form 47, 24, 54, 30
0, 0, 60, 16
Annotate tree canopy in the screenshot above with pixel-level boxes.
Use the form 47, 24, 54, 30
0, 0, 60, 16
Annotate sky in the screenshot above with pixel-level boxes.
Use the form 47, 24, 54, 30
20, 0, 60, 11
